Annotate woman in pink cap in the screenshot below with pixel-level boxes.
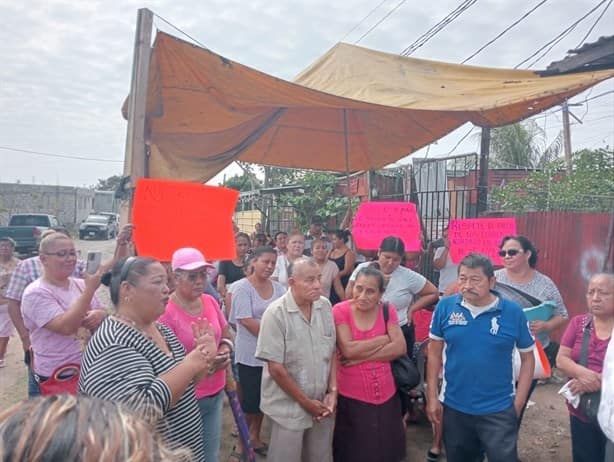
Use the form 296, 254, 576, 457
159, 247, 234, 462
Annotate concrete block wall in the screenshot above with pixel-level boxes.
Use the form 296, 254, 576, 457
0, 183, 95, 227
93, 191, 120, 214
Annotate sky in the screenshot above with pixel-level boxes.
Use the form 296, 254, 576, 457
0, 0, 612, 187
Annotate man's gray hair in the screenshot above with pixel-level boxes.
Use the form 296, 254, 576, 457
287, 257, 318, 278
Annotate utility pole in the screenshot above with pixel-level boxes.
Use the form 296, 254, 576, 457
477, 127, 490, 215
122, 8, 153, 223
562, 100, 572, 175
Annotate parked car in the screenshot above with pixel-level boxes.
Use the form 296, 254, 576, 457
0, 214, 68, 255
79, 214, 118, 240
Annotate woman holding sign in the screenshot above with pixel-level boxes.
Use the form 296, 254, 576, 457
494, 235, 568, 425
346, 236, 438, 418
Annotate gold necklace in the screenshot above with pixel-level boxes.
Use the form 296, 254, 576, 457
172, 292, 203, 315
112, 313, 157, 342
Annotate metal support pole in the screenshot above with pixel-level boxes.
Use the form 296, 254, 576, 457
562, 101, 573, 175
477, 127, 490, 215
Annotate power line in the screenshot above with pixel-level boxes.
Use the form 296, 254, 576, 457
400, 0, 478, 56
355, 0, 408, 44
0, 146, 123, 163
582, 89, 614, 103
462, 0, 549, 63
447, 126, 476, 155
525, 27, 580, 68
515, 0, 608, 69
572, 114, 614, 124
528, 89, 614, 122
152, 12, 209, 50
575, 0, 612, 48
339, 0, 390, 42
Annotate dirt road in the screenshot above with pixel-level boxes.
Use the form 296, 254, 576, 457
0, 237, 573, 461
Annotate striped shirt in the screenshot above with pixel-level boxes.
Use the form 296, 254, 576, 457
79, 318, 204, 461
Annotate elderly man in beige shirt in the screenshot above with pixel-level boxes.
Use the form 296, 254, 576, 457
256, 257, 337, 462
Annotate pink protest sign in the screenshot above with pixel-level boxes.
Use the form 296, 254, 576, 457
352, 202, 422, 251
448, 218, 517, 265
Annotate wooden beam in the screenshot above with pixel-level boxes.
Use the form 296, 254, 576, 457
122, 8, 153, 223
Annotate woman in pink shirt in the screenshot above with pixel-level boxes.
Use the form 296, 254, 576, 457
332, 266, 407, 462
21, 233, 107, 391
159, 248, 234, 462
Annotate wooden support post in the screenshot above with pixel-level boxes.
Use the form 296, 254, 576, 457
343, 109, 352, 209
121, 8, 153, 224
477, 127, 490, 215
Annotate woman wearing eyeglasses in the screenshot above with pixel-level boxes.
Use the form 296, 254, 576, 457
80, 256, 217, 462
494, 235, 568, 424
159, 248, 234, 462
20, 232, 107, 392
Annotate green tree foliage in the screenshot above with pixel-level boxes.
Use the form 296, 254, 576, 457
488, 121, 562, 169
277, 171, 349, 230
490, 147, 614, 212
222, 172, 262, 191
92, 174, 122, 191
262, 166, 302, 187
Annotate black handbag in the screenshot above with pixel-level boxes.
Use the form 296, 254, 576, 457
383, 302, 421, 393
579, 315, 601, 423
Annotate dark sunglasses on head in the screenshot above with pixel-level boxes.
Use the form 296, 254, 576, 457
498, 249, 522, 257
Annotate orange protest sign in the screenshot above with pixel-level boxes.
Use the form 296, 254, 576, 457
352, 202, 422, 251
448, 218, 516, 265
132, 179, 239, 262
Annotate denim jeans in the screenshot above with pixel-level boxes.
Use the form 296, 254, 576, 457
198, 390, 224, 462
569, 414, 606, 462
24, 351, 40, 398
28, 367, 41, 398
443, 405, 519, 462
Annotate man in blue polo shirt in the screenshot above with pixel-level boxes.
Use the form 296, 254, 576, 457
426, 253, 535, 462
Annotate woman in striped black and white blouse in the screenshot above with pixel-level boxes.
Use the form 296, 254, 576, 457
79, 257, 217, 462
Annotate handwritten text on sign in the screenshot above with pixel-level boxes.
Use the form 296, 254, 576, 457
352, 202, 422, 251
132, 179, 239, 262
448, 218, 517, 265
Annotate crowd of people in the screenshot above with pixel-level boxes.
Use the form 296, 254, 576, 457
0, 215, 611, 462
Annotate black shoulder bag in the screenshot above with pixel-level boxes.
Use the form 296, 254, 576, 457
579, 315, 601, 423
382, 302, 420, 393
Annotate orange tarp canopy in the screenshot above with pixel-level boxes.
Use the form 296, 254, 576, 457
142, 32, 614, 182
